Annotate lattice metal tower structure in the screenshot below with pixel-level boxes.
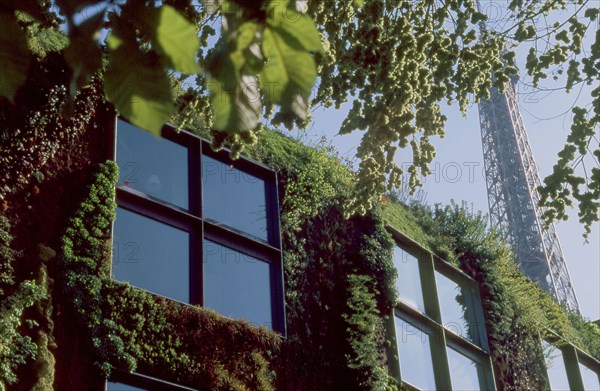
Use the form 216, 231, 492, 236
478, 79, 580, 313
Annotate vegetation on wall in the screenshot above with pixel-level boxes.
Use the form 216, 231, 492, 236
0, 61, 596, 388
0, 216, 46, 390
58, 161, 284, 391
383, 200, 600, 389
2, 117, 598, 390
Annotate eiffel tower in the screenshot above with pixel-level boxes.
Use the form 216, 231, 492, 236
478, 78, 580, 313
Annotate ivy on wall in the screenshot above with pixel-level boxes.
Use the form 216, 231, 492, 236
1, 104, 598, 390
0, 216, 46, 390
58, 161, 284, 391
384, 200, 600, 390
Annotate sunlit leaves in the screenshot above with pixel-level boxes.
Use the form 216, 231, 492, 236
261, 26, 316, 118
0, 13, 31, 101
206, 0, 321, 145
140, 5, 200, 74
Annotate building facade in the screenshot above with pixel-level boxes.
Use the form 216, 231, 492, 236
2, 112, 599, 391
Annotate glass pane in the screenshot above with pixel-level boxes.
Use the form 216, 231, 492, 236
203, 240, 272, 328
435, 271, 481, 345
394, 316, 436, 390
202, 155, 268, 241
106, 381, 146, 391
542, 341, 570, 391
447, 346, 482, 391
579, 361, 600, 390
112, 208, 190, 303
117, 120, 189, 209
393, 247, 426, 312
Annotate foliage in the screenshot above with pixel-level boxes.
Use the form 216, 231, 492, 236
246, 129, 353, 225
399, 200, 600, 389
0, 216, 46, 390
0, 0, 597, 232
58, 161, 282, 390
0, 76, 102, 201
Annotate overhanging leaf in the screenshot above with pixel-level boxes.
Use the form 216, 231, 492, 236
141, 5, 200, 74
208, 47, 261, 132
229, 21, 263, 76
267, 3, 322, 53
104, 32, 173, 135
261, 26, 316, 116
0, 13, 32, 101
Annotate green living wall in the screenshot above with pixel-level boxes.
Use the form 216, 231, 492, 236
1, 82, 599, 390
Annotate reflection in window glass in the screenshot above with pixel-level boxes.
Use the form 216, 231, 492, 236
202, 155, 268, 241
394, 316, 436, 390
112, 208, 190, 303
579, 361, 600, 390
117, 120, 189, 209
203, 240, 272, 328
435, 271, 480, 345
393, 247, 426, 313
447, 345, 482, 391
106, 381, 146, 391
542, 341, 570, 391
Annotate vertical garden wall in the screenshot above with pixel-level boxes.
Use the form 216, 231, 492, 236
1, 81, 599, 390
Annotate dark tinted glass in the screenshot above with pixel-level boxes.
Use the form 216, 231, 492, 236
436, 271, 481, 346
447, 346, 482, 391
393, 247, 426, 313
394, 316, 436, 390
112, 208, 190, 303
542, 341, 570, 391
117, 120, 189, 209
203, 240, 272, 328
202, 155, 268, 241
106, 381, 146, 391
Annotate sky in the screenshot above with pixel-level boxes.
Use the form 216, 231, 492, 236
280, 5, 600, 320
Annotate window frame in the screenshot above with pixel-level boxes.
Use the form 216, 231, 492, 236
109, 117, 286, 335
107, 370, 198, 391
542, 333, 600, 390
387, 225, 496, 391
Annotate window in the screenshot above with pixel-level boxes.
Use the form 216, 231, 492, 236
106, 371, 198, 390
202, 155, 268, 241
542, 339, 600, 390
435, 270, 482, 346
393, 247, 426, 313
579, 361, 600, 391
203, 240, 273, 328
446, 345, 485, 391
389, 229, 495, 391
542, 340, 570, 390
111, 119, 285, 334
112, 207, 190, 303
394, 315, 436, 390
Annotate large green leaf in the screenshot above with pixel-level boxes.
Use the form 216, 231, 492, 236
266, 3, 323, 53
261, 26, 316, 117
141, 5, 200, 74
104, 31, 173, 135
0, 13, 31, 101
228, 21, 263, 76
209, 75, 261, 132
208, 47, 261, 132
